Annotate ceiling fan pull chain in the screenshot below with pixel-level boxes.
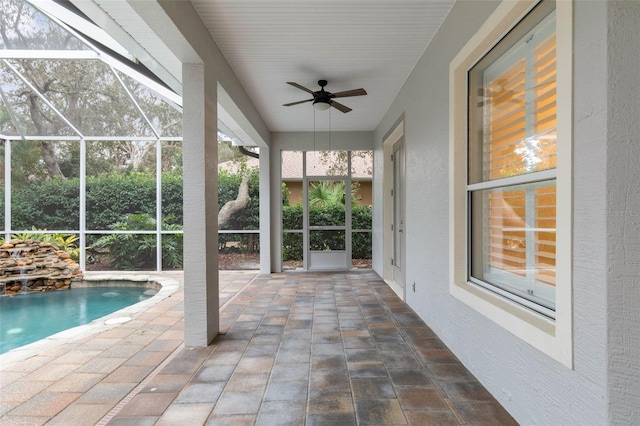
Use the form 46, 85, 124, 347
329, 107, 332, 152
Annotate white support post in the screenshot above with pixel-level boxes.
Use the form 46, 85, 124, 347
182, 63, 219, 346
259, 146, 271, 273
79, 138, 86, 271
5, 139, 11, 241
156, 138, 162, 271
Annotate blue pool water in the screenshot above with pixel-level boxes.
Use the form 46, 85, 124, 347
0, 286, 157, 354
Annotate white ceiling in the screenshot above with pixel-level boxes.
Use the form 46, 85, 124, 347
191, 0, 455, 133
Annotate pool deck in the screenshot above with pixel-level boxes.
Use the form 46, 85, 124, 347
0, 270, 516, 425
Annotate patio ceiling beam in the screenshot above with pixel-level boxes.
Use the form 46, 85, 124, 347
100, 53, 182, 109
69, 0, 183, 96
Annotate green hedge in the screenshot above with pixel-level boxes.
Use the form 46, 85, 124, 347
10, 173, 183, 230
8, 169, 263, 231
11, 177, 81, 230
6, 167, 372, 262
282, 204, 372, 260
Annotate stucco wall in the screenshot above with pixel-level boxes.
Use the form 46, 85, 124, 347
373, 0, 618, 423
606, 1, 640, 423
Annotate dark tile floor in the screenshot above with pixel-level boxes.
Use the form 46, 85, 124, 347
111, 271, 517, 425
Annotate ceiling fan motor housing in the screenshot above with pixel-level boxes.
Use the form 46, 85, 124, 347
313, 80, 331, 108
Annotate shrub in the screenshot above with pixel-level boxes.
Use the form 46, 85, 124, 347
11, 177, 80, 230
7, 167, 372, 264
282, 232, 302, 261
161, 171, 184, 224
352, 204, 373, 230
282, 204, 303, 230
86, 173, 157, 229
9, 172, 185, 231
94, 214, 183, 270
352, 232, 372, 259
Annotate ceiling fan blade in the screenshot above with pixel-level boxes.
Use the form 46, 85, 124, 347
283, 99, 313, 106
330, 88, 367, 98
330, 100, 352, 113
287, 82, 314, 94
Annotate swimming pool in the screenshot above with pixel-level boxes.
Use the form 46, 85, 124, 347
0, 285, 158, 354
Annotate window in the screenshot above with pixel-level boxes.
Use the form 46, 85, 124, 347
450, 0, 572, 367
468, 2, 557, 316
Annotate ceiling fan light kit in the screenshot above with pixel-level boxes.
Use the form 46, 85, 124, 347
313, 100, 331, 111
283, 79, 367, 113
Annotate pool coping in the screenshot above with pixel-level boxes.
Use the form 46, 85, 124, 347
0, 272, 180, 369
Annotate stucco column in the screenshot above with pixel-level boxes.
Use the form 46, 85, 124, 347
182, 63, 219, 346
270, 143, 283, 273
259, 146, 271, 274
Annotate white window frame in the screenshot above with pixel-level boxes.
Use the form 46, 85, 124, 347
449, 0, 573, 367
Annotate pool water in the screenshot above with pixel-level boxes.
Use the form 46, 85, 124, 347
0, 286, 157, 354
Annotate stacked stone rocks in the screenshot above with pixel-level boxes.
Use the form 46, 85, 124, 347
0, 239, 83, 295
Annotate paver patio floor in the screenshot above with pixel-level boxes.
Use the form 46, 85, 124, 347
0, 270, 516, 425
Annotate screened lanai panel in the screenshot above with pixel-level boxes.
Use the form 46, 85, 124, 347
0, 97, 21, 137
0, 61, 76, 137
162, 141, 183, 225
116, 70, 182, 138
0, 0, 88, 51
11, 140, 79, 230
306, 151, 348, 176
351, 150, 373, 178
0, 142, 4, 229
6, 59, 155, 137
86, 233, 157, 272
86, 140, 157, 230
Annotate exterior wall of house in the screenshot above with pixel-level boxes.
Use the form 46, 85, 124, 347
372, 0, 639, 423
605, 1, 640, 423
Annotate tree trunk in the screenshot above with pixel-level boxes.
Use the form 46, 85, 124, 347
218, 174, 251, 228
28, 94, 65, 179
40, 141, 65, 178
246, 234, 254, 254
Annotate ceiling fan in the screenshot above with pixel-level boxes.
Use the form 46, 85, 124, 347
283, 79, 367, 113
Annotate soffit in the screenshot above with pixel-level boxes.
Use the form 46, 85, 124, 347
191, 0, 454, 133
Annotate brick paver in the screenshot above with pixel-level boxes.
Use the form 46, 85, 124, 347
0, 271, 517, 425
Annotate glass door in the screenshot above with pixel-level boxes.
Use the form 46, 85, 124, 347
392, 141, 405, 289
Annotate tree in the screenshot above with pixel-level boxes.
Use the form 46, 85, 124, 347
316, 150, 373, 176
217, 141, 261, 229
308, 181, 345, 207
218, 139, 243, 163
1, 0, 182, 180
